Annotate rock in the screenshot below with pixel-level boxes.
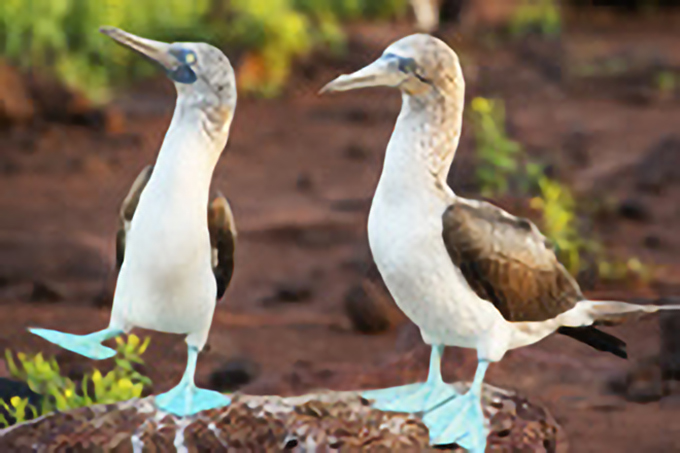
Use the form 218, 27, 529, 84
515, 38, 563, 83
208, 357, 260, 392
643, 234, 662, 249
92, 287, 114, 308
343, 279, 397, 334
342, 107, 371, 124
617, 198, 651, 222
0, 386, 565, 452
296, 172, 314, 192
635, 135, 680, 194
262, 282, 313, 305
28, 280, 64, 303
562, 127, 591, 167
623, 356, 665, 403
343, 142, 369, 161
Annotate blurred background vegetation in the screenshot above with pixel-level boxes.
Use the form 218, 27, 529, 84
0, 0, 409, 101
0, 0, 651, 282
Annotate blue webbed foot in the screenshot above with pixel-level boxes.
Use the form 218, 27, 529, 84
362, 345, 459, 413
155, 382, 231, 417
28, 328, 119, 360
362, 380, 459, 413
422, 389, 488, 452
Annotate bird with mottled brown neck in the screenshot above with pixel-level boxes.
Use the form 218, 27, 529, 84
322, 34, 465, 190
321, 33, 680, 452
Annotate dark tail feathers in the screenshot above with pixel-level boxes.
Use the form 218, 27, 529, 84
557, 326, 628, 359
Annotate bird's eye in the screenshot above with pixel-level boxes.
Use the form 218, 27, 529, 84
185, 51, 197, 65
397, 57, 418, 74
170, 48, 198, 66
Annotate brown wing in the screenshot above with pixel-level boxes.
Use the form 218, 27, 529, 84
208, 193, 236, 300
116, 165, 154, 270
442, 199, 583, 322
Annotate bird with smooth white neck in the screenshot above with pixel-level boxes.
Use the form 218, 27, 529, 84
321, 34, 680, 451
29, 27, 238, 417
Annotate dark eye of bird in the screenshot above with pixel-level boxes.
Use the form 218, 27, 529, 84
385, 53, 430, 84
397, 57, 418, 74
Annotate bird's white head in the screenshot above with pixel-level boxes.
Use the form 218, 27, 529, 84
100, 27, 237, 119
320, 34, 464, 100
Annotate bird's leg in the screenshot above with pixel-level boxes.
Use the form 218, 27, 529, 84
154, 344, 231, 416
422, 359, 490, 452
29, 326, 124, 360
362, 344, 459, 413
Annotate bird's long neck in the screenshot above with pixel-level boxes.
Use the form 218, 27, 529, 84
148, 98, 233, 212
377, 90, 464, 202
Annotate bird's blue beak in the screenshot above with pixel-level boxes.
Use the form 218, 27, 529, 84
99, 26, 197, 84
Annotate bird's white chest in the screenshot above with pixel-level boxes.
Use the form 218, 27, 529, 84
368, 188, 500, 347
112, 183, 216, 334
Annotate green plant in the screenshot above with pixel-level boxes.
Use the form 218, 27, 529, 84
0, 0, 409, 101
1, 334, 151, 427
529, 176, 595, 275
0, 396, 37, 427
509, 0, 561, 37
0, 0, 214, 102
469, 97, 526, 198
226, 0, 408, 97
655, 70, 677, 96
224, 0, 320, 97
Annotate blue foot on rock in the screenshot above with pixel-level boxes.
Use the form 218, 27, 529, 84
155, 382, 231, 417
362, 380, 459, 413
422, 389, 488, 452
28, 328, 120, 360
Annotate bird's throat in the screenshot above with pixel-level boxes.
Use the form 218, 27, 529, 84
379, 93, 463, 196
148, 103, 231, 211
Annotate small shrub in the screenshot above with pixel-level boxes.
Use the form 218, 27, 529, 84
469, 96, 525, 198
509, 0, 561, 38
1, 334, 152, 427
0, 0, 410, 100
655, 70, 677, 97
529, 176, 594, 275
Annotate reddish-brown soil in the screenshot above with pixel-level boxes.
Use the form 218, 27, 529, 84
2, 18, 680, 452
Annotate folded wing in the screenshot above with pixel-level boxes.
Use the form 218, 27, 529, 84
116, 165, 236, 300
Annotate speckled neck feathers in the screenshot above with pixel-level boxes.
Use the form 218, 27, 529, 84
379, 89, 464, 197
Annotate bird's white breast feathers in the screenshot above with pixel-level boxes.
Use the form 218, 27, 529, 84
110, 120, 220, 335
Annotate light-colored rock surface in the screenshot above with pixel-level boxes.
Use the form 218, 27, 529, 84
0, 384, 565, 452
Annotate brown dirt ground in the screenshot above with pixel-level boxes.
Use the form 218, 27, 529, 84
2, 18, 680, 452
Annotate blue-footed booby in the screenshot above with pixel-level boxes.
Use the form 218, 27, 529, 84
30, 27, 238, 416
321, 34, 680, 451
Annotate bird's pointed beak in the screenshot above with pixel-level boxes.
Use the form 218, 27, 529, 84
99, 26, 180, 72
319, 55, 406, 94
